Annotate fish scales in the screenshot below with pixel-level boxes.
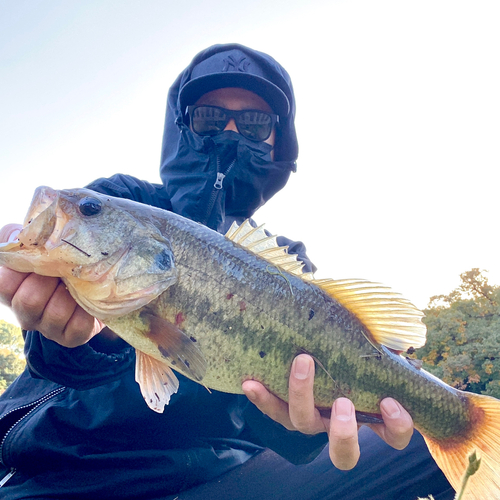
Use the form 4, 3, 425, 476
111, 210, 473, 441
2, 186, 500, 499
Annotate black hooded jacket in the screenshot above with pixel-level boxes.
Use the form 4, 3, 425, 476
0, 44, 325, 498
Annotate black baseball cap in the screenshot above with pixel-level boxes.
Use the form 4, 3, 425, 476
179, 46, 290, 117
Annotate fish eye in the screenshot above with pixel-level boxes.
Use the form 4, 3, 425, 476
79, 197, 102, 217
154, 249, 173, 271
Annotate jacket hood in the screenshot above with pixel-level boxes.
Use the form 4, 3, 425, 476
159, 44, 298, 232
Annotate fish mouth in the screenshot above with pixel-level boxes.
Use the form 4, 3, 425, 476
0, 187, 72, 274
0, 225, 23, 252
0, 239, 23, 253
0, 187, 59, 255
17, 186, 60, 249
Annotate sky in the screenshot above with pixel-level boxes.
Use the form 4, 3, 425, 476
0, 0, 499, 326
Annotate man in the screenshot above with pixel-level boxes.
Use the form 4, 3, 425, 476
0, 44, 454, 499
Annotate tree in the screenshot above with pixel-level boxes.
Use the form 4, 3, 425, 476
0, 319, 25, 393
416, 269, 500, 398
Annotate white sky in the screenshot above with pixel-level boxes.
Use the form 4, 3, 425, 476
1, 0, 499, 326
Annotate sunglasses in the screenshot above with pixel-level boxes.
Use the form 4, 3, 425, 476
186, 105, 279, 142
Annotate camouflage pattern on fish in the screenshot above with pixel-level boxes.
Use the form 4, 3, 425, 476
1, 186, 499, 499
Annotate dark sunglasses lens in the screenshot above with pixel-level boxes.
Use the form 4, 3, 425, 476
191, 106, 228, 136
237, 111, 272, 141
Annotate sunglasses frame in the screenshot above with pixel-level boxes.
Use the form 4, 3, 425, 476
186, 105, 279, 142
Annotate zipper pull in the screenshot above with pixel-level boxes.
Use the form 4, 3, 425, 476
0, 468, 16, 487
214, 172, 226, 190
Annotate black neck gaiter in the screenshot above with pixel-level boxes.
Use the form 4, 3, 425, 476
160, 128, 293, 232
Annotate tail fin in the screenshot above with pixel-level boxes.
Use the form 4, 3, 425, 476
421, 392, 500, 499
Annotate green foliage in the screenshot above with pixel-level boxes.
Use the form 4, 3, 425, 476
0, 319, 25, 393
416, 269, 500, 397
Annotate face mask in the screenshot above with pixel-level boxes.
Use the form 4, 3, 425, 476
161, 128, 292, 232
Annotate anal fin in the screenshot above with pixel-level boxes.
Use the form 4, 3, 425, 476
135, 350, 179, 413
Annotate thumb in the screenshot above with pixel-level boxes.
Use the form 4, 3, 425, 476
0, 224, 22, 243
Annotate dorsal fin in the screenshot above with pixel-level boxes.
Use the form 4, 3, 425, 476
311, 278, 426, 351
225, 220, 314, 281
226, 220, 426, 352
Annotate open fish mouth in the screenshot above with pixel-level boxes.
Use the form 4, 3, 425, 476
0, 237, 22, 252
0, 224, 22, 245
0, 187, 62, 271
17, 186, 67, 251
0, 187, 58, 252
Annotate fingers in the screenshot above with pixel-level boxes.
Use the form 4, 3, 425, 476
241, 354, 412, 474
0, 266, 30, 307
328, 397, 360, 470
10, 273, 60, 328
242, 379, 295, 430
0, 269, 100, 347
36, 280, 99, 347
242, 354, 327, 434
288, 354, 325, 434
369, 398, 414, 450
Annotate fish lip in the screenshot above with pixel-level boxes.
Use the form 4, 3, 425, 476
0, 240, 23, 252
23, 186, 58, 225
17, 186, 59, 249
0, 224, 22, 244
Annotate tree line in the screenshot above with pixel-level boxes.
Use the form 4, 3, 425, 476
415, 268, 500, 398
1, 269, 499, 397
0, 319, 25, 393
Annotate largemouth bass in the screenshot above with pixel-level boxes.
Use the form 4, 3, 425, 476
1, 186, 499, 499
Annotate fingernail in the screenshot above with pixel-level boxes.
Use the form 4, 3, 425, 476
333, 398, 353, 421
292, 355, 311, 380
381, 398, 401, 419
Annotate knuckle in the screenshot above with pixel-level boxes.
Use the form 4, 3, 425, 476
329, 417, 359, 442
12, 276, 57, 314
61, 336, 87, 348
290, 414, 319, 434
261, 404, 283, 423
288, 386, 307, 402
387, 429, 412, 450
12, 286, 42, 313
61, 318, 95, 348
330, 427, 358, 442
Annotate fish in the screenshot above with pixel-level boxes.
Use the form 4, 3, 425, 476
1, 186, 499, 499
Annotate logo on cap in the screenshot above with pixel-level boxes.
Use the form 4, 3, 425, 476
222, 55, 250, 73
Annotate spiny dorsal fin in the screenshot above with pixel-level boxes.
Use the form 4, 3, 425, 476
312, 278, 426, 351
226, 221, 425, 351
225, 220, 314, 281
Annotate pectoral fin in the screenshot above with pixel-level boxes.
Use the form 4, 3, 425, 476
135, 350, 179, 412
141, 311, 207, 383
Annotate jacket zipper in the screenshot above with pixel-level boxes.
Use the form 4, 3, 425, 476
0, 468, 16, 487
0, 387, 65, 486
200, 154, 236, 226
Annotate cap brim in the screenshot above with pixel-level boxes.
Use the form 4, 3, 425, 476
180, 73, 290, 117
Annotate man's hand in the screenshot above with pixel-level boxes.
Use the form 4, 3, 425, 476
242, 353, 414, 470
0, 224, 102, 347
